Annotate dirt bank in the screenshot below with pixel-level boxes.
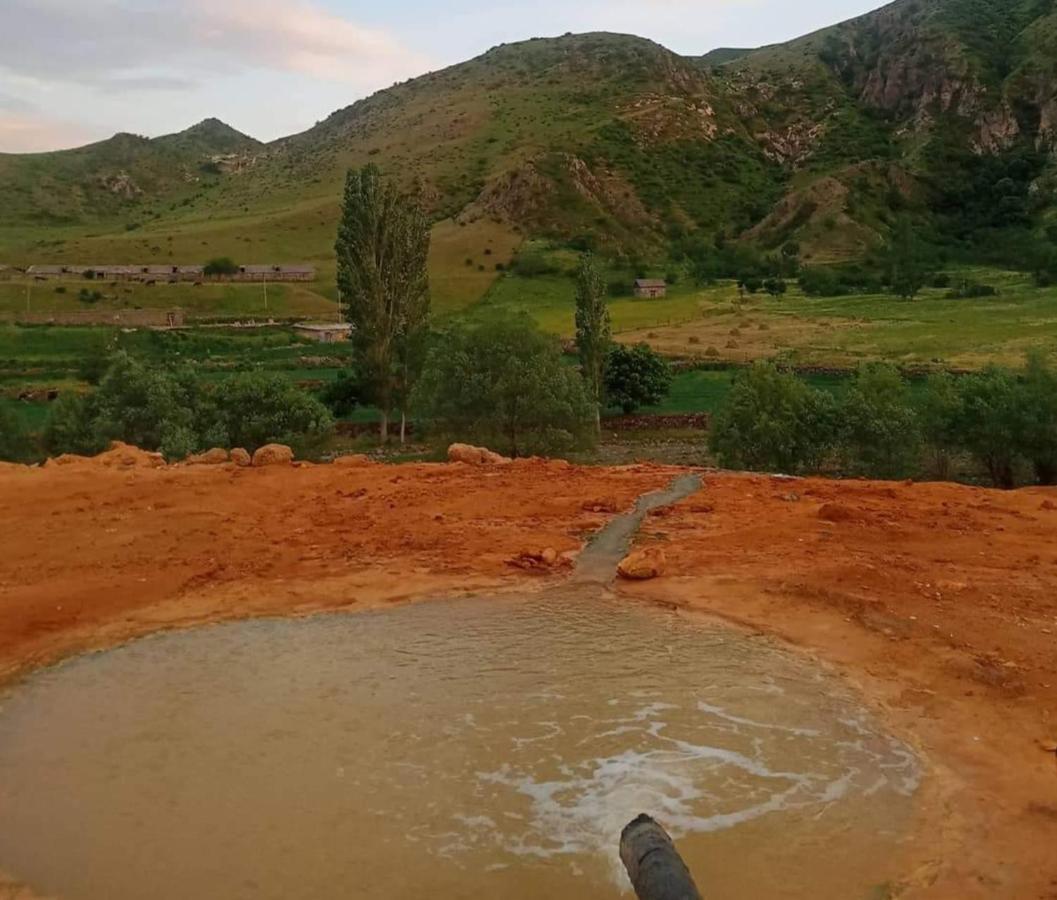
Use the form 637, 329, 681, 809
0, 458, 1055, 898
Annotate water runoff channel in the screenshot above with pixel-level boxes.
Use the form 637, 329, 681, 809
0, 475, 921, 899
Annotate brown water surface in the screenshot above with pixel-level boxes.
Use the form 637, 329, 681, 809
0, 589, 919, 899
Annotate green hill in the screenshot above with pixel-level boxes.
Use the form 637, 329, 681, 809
2, 0, 1056, 277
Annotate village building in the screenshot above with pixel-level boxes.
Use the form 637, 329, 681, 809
293, 323, 352, 344
633, 278, 668, 299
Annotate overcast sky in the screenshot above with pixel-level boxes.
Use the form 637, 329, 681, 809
0, 0, 882, 153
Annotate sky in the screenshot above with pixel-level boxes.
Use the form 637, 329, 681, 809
0, 0, 883, 154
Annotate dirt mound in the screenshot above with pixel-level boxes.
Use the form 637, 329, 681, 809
252, 444, 294, 467
230, 448, 252, 467
45, 442, 165, 470
448, 444, 512, 466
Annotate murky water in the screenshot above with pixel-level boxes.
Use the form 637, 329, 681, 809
0, 593, 919, 899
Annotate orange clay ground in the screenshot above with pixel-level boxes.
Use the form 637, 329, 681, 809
0, 449, 1055, 899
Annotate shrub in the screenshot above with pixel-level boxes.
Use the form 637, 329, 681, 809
412, 314, 595, 457
203, 257, 238, 276
918, 372, 964, 480
953, 368, 1025, 488
604, 343, 673, 414
763, 278, 787, 297
54, 286, 67, 294
78, 288, 103, 304
839, 364, 921, 478
709, 362, 838, 474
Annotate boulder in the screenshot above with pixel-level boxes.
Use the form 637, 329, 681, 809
617, 549, 663, 583
617, 547, 667, 581
252, 444, 294, 467
448, 443, 512, 466
818, 502, 860, 523
230, 448, 252, 467
185, 448, 229, 466
1041, 499, 1057, 512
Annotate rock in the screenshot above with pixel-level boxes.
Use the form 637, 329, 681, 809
230, 448, 252, 467
448, 443, 512, 466
251, 444, 294, 467
1041, 500, 1057, 511
333, 454, 372, 467
540, 547, 558, 566
185, 448, 229, 466
617, 547, 667, 581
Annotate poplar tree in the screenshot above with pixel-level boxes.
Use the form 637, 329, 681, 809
335, 165, 431, 443
574, 253, 611, 433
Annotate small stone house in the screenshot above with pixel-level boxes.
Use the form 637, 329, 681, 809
634, 279, 668, 299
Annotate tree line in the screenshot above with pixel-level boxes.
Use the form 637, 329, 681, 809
711, 356, 1057, 488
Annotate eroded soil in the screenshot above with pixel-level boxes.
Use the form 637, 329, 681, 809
1, 455, 1055, 898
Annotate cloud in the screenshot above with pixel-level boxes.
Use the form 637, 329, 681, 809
0, 0, 432, 91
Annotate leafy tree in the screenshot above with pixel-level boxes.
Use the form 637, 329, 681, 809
798, 266, 843, 297
43, 355, 332, 460
954, 367, 1025, 488
203, 257, 238, 276
1019, 353, 1057, 485
335, 164, 431, 443
886, 216, 927, 299
710, 362, 838, 474
208, 371, 333, 453
839, 364, 920, 478
918, 372, 964, 480
604, 343, 673, 414
89, 353, 204, 459
412, 314, 594, 458
574, 254, 612, 432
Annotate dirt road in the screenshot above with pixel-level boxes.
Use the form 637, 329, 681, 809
0, 452, 1055, 898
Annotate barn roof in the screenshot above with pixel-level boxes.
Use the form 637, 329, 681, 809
634, 279, 667, 288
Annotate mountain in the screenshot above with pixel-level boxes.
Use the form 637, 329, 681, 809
1, 0, 1055, 266
0, 118, 262, 226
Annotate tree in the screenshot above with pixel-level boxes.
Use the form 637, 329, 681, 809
208, 371, 333, 454
335, 164, 431, 443
1019, 353, 1057, 485
412, 314, 595, 458
918, 372, 964, 480
954, 368, 1025, 488
839, 364, 920, 478
203, 257, 238, 276
886, 216, 926, 299
710, 362, 838, 474
604, 343, 673, 414
43, 354, 333, 460
574, 254, 612, 433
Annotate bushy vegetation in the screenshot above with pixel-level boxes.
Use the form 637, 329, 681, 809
42, 353, 333, 460
412, 314, 595, 457
203, 257, 238, 276
710, 356, 1057, 487
605, 343, 673, 414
